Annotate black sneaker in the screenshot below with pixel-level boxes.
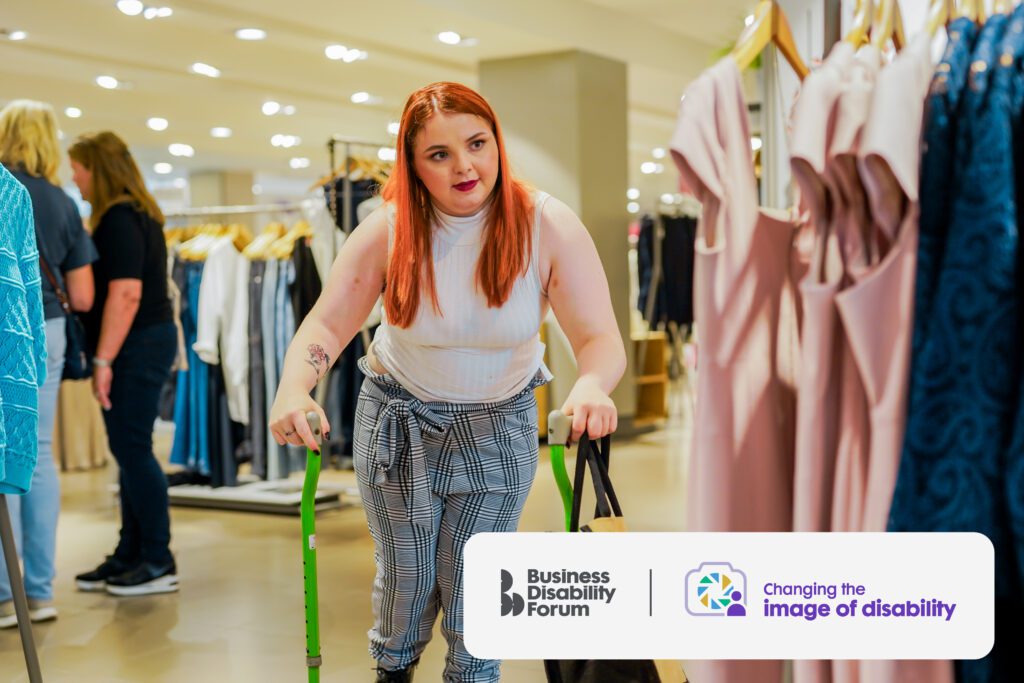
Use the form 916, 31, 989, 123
75, 556, 136, 593
375, 658, 418, 682
105, 562, 179, 597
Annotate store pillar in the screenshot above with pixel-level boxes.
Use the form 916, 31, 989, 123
189, 170, 255, 215
480, 50, 637, 421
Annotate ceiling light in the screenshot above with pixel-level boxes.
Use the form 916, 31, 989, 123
745, 13, 756, 27
96, 75, 119, 89
652, 147, 666, 159
210, 127, 232, 138
116, 0, 144, 16
627, 188, 639, 200
262, 100, 281, 116
172, 177, 187, 189
146, 117, 168, 131
342, 48, 367, 63
282, 105, 296, 115
271, 134, 301, 148
325, 44, 348, 60
750, 136, 763, 151
64, 106, 82, 119
153, 162, 173, 174
350, 91, 370, 104
289, 157, 311, 170
438, 31, 461, 45
640, 162, 657, 175
235, 28, 266, 40
627, 202, 640, 214
6, 30, 28, 41
660, 193, 675, 204
142, 6, 173, 19
387, 121, 400, 136
377, 147, 397, 162
168, 143, 194, 157
190, 62, 221, 78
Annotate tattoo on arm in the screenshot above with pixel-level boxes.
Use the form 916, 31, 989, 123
305, 344, 331, 380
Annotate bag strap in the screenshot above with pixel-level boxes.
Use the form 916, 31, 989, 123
38, 253, 72, 315
569, 433, 622, 532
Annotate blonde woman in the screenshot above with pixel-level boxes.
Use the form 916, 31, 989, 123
68, 132, 178, 597
0, 100, 96, 627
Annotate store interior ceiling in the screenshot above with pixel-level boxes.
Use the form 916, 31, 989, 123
1, 0, 760, 199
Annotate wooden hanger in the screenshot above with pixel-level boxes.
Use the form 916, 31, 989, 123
243, 222, 288, 260
845, 0, 874, 46
927, 0, 955, 35
956, 0, 986, 23
871, 0, 906, 51
731, 0, 810, 80
269, 220, 314, 260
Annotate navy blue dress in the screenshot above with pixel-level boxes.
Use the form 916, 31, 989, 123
892, 11, 1024, 682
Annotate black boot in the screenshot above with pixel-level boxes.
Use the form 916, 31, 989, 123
375, 658, 418, 682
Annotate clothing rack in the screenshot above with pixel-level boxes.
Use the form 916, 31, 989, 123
165, 202, 307, 219
326, 135, 392, 233
1, 495, 43, 682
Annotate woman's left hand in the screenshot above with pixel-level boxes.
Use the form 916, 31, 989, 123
93, 366, 113, 410
560, 375, 617, 444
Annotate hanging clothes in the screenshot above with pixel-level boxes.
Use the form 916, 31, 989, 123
0, 165, 47, 494
670, 57, 806, 683
169, 261, 210, 476
891, 13, 1024, 683
246, 260, 268, 479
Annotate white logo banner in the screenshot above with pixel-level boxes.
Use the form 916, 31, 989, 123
464, 532, 993, 660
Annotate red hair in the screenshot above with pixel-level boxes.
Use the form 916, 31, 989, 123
381, 82, 533, 328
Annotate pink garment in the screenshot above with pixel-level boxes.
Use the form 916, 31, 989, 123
847, 31, 953, 683
671, 58, 803, 683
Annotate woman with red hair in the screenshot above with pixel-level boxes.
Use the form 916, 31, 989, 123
271, 82, 625, 682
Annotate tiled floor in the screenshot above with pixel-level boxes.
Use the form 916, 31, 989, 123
1, 404, 693, 682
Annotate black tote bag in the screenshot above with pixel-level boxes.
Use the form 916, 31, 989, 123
38, 254, 92, 380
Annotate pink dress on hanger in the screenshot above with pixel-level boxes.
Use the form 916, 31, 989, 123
670, 58, 803, 683
845, 30, 953, 683
788, 40, 855, 683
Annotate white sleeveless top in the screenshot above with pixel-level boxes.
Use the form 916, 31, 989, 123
371, 191, 552, 403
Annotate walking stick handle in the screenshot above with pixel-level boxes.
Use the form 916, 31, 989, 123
306, 411, 323, 446
548, 410, 572, 446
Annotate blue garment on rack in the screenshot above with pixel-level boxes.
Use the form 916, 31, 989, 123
274, 259, 304, 475
169, 262, 210, 476
891, 13, 1024, 682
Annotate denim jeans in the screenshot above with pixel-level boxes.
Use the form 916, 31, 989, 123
0, 318, 66, 602
103, 322, 177, 567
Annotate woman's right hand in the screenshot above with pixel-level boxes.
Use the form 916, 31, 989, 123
269, 389, 331, 453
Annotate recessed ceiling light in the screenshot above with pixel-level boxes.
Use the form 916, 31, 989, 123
96, 75, 119, 89
271, 134, 301, 148
387, 121, 400, 136
350, 91, 370, 104
438, 31, 461, 45
377, 147, 397, 162
282, 105, 296, 116
342, 48, 367, 63
147, 117, 168, 131
235, 28, 266, 41
262, 101, 281, 116
168, 143, 194, 157
6, 30, 28, 41
153, 162, 173, 174
190, 62, 220, 78
640, 162, 657, 175
627, 202, 640, 214
289, 157, 311, 170
660, 193, 675, 204
116, 0, 144, 16
64, 106, 82, 119
210, 127, 232, 138
626, 188, 639, 200
325, 44, 348, 60
651, 147, 666, 159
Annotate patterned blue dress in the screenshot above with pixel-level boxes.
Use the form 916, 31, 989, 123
891, 11, 1024, 682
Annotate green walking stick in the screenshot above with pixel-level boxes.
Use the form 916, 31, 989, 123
301, 411, 324, 683
547, 410, 575, 531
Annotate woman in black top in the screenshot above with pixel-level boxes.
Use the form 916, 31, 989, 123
0, 99, 96, 627
68, 131, 179, 597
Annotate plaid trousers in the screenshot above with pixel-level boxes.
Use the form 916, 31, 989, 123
354, 357, 548, 682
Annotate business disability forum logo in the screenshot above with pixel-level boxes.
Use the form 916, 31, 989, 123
501, 568, 617, 617
685, 562, 748, 617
